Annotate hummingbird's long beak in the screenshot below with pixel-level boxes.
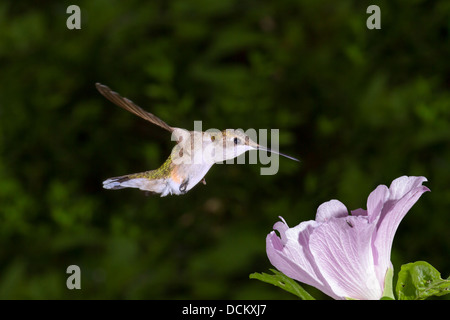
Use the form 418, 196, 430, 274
257, 145, 300, 162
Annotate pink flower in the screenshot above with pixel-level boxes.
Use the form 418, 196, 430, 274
266, 176, 430, 300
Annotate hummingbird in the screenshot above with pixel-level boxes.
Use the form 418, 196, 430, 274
96, 83, 299, 197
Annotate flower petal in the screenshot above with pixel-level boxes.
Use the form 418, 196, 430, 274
388, 176, 428, 202
266, 218, 337, 298
315, 199, 348, 223
372, 177, 430, 283
366, 185, 389, 223
273, 216, 289, 245
309, 216, 383, 300
351, 208, 367, 216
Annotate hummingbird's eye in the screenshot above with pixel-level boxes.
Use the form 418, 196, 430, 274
233, 137, 240, 145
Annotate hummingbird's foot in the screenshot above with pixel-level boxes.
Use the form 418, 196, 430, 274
201, 178, 206, 185
179, 178, 189, 194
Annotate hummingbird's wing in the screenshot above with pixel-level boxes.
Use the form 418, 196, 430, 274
96, 83, 174, 133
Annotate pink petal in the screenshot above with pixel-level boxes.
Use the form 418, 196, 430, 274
351, 208, 367, 216
266, 218, 337, 298
373, 178, 430, 282
388, 176, 428, 201
273, 217, 289, 245
315, 200, 349, 223
309, 216, 383, 299
366, 185, 389, 223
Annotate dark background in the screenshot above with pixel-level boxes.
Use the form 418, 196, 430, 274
0, 0, 449, 299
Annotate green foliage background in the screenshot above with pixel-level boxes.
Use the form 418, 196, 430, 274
0, 0, 449, 299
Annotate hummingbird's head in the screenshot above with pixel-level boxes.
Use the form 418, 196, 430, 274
208, 129, 299, 162
222, 130, 255, 160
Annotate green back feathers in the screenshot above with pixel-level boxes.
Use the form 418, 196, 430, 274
129, 155, 173, 180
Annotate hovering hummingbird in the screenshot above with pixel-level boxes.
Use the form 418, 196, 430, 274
96, 83, 299, 197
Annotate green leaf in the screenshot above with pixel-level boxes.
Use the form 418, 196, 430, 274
381, 267, 395, 300
249, 269, 315, 300
396, 261, 450, 300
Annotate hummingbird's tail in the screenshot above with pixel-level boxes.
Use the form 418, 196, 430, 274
102, 170, 170, 195
102, 174, 134, 190
102, 171, 155, 190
